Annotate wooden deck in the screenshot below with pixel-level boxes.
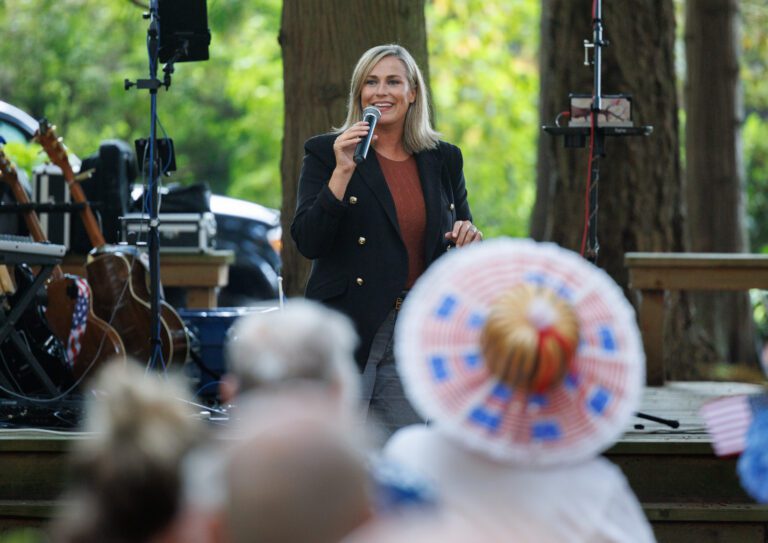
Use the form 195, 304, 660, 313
1, 381, 767, 540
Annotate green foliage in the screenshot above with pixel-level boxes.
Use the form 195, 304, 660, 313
216, 0, 283, 207
0, 0, 538, 233
2, 141, 47, 178
742, 0, 768, 115
741, 1, 768, 252
0, 0, 283, 207
426, 0, 539, 238
0, 2, 147, 157
0, 0, 765, 248
745, 113, 768, 252
0, 528, 47, 543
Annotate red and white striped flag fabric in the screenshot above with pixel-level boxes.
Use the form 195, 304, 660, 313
66, 277, 90, 367
699, 394, 755, 457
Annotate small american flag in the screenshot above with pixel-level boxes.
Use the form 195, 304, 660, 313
699, 394, 759, 457
66, 277, 90, 367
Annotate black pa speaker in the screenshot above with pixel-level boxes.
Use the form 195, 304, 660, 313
158, 0, 211, 64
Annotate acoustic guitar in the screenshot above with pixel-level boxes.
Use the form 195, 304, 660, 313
0, 145, 126, 382
35, 120, 189, 367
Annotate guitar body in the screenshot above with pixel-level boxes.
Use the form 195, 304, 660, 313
2, 264, 74, 394
44, 275, 126, 379
0, 143, 127, 384
86, 246, 189, 367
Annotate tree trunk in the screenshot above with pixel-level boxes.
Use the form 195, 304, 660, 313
530, 0, 555, 241
535, 0, 709, 378
279, 0, 428, 296
685, 0, 756, 365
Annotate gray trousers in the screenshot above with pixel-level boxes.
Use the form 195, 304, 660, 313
361, 309, 424, 440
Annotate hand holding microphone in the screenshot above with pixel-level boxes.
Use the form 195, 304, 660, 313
353, 106, 381, 164
328, 106, 381, 200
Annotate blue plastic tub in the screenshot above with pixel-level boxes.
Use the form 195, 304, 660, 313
178, 305, 279, 398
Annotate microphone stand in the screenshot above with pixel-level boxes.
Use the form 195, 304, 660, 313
542, 0, 652, 265
585, 0, 605, 263
542, 1, 672, 430
124, 1, 170, 371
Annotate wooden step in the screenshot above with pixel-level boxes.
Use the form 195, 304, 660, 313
0, 430, 73, 502
605, 382, 768, 541
644, 503, 768, 543
0, 499, 58, 532
607, 438, 749, 503
606, 381, 763, 503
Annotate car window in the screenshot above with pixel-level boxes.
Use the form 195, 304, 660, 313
0, 121, 30, 144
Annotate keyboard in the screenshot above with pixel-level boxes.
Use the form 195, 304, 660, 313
0, 235, 66, 265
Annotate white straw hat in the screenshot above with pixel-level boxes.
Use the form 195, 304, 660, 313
395, 238, 645, 466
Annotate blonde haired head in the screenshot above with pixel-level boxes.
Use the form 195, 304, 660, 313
480, 285, 580, 393
338, 44, 439, 154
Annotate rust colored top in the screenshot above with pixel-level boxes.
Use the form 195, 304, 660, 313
377, 151, 426, 288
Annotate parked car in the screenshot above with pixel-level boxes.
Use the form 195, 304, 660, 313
0, 100, 38, 144
209, 193, 282, 305
0, 99, 282, 306
0, 100, 42, 237
129, 184, 282, 305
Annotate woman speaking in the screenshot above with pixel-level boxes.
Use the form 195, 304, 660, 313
291, 44, 481, 436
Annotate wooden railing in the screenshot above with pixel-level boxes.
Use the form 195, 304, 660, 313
625, 252, 768, 386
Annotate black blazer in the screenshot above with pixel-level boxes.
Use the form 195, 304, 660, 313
291, 133, 473, 369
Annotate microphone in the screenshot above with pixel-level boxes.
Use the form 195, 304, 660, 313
353, 106, 381, 164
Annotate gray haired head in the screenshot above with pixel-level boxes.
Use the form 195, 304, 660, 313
224, 299, 360, 408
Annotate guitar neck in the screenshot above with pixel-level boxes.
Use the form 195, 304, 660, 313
65, 174, 106, 248
36, 121, 107, 250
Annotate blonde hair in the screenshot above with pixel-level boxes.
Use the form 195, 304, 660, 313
337, 44, 439, 154
480, 285, 580, 393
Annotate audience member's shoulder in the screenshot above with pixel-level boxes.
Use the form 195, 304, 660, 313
383, 424, 435, 457
370, 453, 437, 514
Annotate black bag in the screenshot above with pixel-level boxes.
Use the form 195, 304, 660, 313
158, 182, 212, 213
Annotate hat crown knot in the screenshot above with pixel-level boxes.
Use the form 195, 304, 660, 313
527, 297, 558, 331
480, 284, 580, 393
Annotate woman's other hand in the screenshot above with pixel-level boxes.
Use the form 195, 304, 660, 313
445, 220, 483, 247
